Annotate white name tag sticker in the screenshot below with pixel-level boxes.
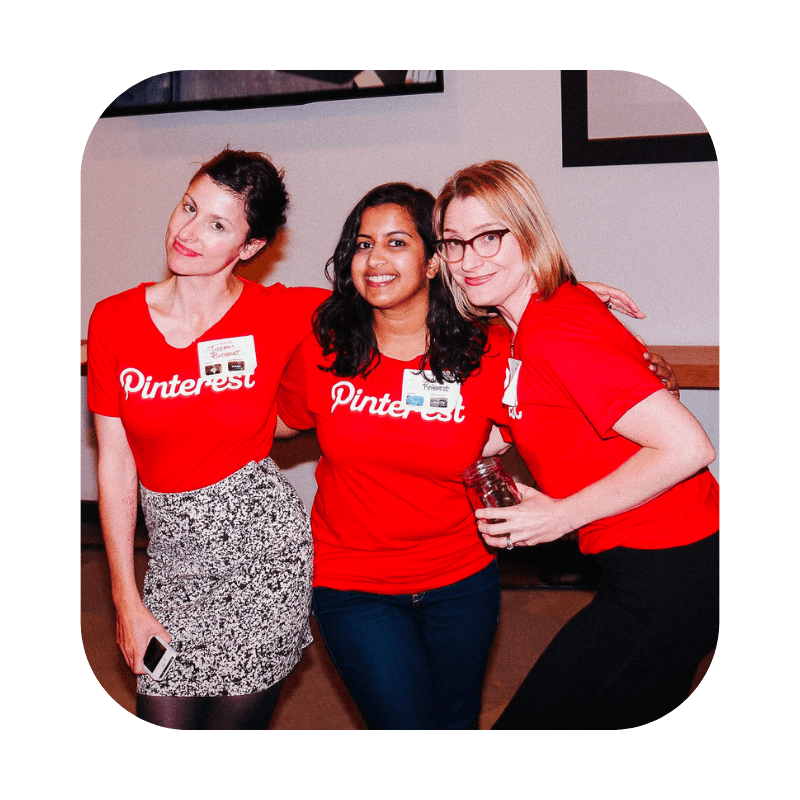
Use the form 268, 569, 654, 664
197, 335, 257, 379
401, 369, 461, 411
503, 357, 522, 407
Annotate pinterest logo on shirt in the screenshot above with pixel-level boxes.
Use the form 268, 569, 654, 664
119, 367, 255, 401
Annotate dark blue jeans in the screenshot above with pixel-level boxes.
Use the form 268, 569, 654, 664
312, 560, 500, 730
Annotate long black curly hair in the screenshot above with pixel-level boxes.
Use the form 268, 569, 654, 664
313, 183, 489, 382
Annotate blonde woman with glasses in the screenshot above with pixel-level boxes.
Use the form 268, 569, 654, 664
434, 160, 719, 730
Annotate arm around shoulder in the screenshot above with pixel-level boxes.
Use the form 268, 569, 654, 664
275, 415, 303, 439
482, 425, 513, 458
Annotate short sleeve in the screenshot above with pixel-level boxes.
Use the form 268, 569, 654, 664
86, 299, 121, 417
521, 314, 663, 438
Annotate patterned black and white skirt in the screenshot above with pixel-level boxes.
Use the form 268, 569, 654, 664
137, 458, 313, 697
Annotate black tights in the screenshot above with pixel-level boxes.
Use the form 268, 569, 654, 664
136, 680, 284, 730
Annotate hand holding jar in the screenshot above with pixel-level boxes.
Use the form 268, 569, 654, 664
463, 456, 575, 550
462, 457, 522, 549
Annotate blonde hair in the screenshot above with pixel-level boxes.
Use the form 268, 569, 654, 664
433, 160, 576, 317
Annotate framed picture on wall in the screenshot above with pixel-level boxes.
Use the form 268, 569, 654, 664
101, 70, 444, 118
561, 70, 717, 167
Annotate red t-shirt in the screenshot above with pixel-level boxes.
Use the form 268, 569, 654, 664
276, 325, 511, 593
87, 279, 329, 493
505, 283, 719, 555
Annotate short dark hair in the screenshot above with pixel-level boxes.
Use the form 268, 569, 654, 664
193, 148, 289, 244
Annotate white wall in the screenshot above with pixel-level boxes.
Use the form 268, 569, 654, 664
81, 70, 719, 502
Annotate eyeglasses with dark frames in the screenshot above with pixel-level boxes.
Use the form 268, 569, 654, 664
435, 228, 512, 263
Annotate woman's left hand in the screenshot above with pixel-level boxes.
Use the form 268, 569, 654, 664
582, 281, 645, 319
476, 483, 574, 549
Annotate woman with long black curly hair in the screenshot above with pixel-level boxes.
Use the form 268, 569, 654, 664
275, 182, 655, 728
276, 183, 505, 729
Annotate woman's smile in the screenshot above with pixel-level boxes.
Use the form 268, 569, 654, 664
350, 204, 437, 312
364, 273, 398, 287
443, 195, 533, 324
462, 273, 495, 287
172, 239, 201, 258
165, 174, 253, 276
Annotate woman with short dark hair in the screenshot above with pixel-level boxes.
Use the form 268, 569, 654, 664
88, 149, 327, 729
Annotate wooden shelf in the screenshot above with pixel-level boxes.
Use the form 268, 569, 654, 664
651, 345, 718, 389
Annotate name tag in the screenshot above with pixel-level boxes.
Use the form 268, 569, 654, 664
401, 369, 461, 411
197, 335, 257, 379
503, 357, 522, 407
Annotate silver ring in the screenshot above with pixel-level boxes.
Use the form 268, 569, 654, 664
506, 535, 514, 550
605, 300, 613, 308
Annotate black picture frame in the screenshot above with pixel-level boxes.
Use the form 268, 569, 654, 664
101, 70, 444, 119
560, 70, 716, 167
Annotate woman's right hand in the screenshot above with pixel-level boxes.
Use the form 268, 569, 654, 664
116, 601, 172, 675
95, 414, 169, 676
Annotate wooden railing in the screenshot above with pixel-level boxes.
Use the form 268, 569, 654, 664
80, 341, 718, 388
649, 346, 719, 389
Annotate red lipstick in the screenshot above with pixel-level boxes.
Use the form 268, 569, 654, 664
173, 240, 200, 257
